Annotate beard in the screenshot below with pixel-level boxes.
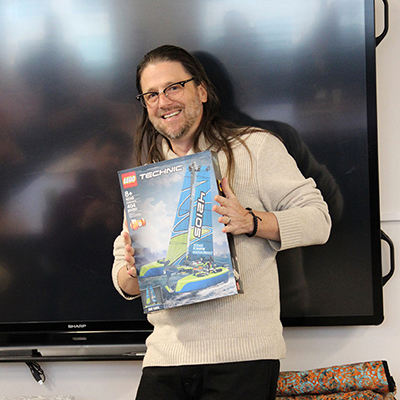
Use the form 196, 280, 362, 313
149, 94, 204, 142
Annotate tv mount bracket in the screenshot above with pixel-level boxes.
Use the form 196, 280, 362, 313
376, 0, 389, 47
381, 230, 395, 286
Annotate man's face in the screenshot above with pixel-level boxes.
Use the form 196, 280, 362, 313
140, 61, 207, 143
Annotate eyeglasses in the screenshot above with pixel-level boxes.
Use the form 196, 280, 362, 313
136, 78, 195, 108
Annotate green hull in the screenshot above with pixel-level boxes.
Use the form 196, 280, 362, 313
175, 267, 230, 293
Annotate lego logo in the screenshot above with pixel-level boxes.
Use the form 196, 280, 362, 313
121, 172, 138, 188
124, 176, 136, 184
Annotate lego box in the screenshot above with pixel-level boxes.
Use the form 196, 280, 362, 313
118, 151, 240, 313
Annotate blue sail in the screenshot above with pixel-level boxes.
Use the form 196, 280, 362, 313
165, 162, 213, 266
187, 165, 213, 260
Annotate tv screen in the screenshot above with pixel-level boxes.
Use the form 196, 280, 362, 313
0, 0, 382, 357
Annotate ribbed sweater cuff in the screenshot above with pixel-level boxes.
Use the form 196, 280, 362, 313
271, 209, 302, 251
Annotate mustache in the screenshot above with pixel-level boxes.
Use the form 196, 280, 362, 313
156, 104, 184, 117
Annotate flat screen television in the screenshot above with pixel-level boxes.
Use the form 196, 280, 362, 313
0, 0, 384, 359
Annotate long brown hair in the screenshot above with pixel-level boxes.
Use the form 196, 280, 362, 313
135, 45, 251, 184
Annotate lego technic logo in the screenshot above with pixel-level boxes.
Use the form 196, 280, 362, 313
193, 191, 206, 238
121, 171, 138, 188
139, 165, 183, 180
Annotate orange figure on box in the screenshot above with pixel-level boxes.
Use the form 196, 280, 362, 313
131, 218, 146, 231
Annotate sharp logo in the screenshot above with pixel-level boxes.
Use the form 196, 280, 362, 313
68, 324, 87, 329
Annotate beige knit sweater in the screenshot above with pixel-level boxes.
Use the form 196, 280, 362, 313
112, 130, 331, 368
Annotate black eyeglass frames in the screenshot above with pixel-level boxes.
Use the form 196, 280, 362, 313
136, 78, 195, 108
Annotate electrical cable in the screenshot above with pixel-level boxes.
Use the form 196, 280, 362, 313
25, 361, 46, 385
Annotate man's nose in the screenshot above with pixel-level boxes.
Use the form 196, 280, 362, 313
157, 92, 174, 107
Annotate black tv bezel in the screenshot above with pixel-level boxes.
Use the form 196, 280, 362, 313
0, 320, 153, 361
0, 0, 384, 360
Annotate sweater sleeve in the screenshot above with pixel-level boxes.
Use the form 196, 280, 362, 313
255, 133, 331, 251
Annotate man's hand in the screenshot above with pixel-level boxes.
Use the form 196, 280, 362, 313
123, 231, 138, 278
117, 231, 140, 296
212, 177, 281, 241
212, 178, 253, 235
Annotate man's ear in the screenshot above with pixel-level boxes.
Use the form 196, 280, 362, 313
198, 83, 208, 103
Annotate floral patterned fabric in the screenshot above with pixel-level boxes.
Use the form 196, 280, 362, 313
277, 361, 397, 399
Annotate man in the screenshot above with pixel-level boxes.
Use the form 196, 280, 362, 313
112, 45, 331, 399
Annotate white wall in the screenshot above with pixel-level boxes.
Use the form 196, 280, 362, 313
0, 2, 399, 399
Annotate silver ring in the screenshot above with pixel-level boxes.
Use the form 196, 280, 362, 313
227, 216, 232, 225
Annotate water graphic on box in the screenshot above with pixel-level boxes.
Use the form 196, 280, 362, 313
118, 151, 240, 313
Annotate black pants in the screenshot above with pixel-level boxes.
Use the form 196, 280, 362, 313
135, 359, 280, 400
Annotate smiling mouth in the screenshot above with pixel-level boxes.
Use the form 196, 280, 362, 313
162, 110, 181, 119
